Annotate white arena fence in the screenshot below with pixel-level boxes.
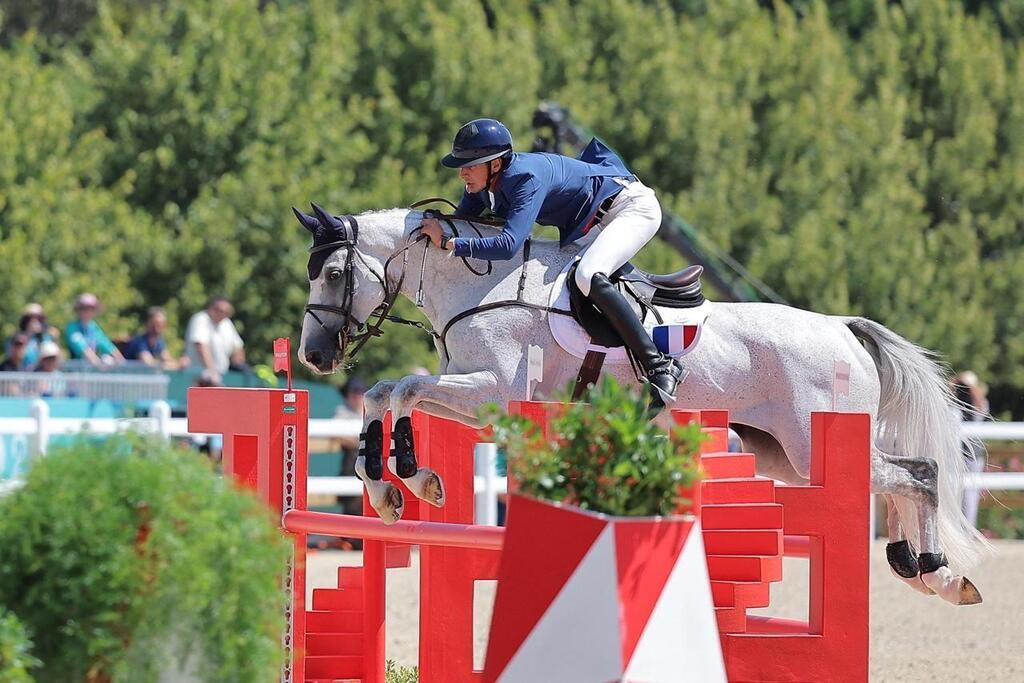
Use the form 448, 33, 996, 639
0, 371, 168, 402
0, 400, 1021, 526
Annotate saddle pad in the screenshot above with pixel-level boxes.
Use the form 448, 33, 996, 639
547, 259, 710, 363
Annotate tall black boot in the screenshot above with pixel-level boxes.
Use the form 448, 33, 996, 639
588, 273, 687, 411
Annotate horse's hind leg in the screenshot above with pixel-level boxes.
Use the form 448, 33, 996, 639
873, 448, 982, 604
882, 493, 933, 595
731, 424, 805, 484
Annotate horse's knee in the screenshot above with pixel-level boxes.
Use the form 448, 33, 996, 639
390, 378, 420, 414
364, 380, 396, 416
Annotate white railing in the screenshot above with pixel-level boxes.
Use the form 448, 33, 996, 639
0, 371, 168, 402
0, 404, 1021, 525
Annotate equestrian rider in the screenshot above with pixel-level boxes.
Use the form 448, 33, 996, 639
420, 118, 685, 409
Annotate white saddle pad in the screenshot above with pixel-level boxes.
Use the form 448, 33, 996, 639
547, 259, 710, 363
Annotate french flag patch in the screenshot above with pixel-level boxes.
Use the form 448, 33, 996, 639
652, 323, 700, 356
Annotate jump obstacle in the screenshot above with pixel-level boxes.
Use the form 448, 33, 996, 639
187, 387, 870, 682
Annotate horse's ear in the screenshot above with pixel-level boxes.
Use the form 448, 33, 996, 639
310, 202, 339, 228
292, 207, 320, 234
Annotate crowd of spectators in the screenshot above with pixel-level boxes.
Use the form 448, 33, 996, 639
0, 294, 248, 388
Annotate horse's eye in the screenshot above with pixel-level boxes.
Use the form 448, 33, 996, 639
326, 269, 343, 282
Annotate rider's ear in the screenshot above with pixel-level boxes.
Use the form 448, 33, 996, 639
292, 207, 319, 234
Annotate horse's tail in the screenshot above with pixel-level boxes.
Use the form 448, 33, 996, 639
845, 316, 990, 569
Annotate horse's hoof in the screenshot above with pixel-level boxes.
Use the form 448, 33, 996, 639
364, 479, 404, 525
890, 567, 935, 595
956, 576, 983, 605
404, 467, 446, 508
920, 565, 980, 605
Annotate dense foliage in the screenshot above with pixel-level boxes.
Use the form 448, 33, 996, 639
0, 0, 1021, 414
0, 607, 38, 683
488, 377, 705, 516
0, 435, 289, 682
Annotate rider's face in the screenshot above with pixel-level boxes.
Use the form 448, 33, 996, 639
459, 159, 499, 194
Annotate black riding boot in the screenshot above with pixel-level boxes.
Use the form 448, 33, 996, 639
588, 273, 687, 412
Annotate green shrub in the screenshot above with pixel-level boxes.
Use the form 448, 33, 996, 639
0, 606, 39, 683
386, 659, 418, 683
487, 376, 705, 517
0, 434, 290, 682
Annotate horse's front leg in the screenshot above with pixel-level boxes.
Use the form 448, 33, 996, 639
388, 370, 501, 510
354, 379, 407, 524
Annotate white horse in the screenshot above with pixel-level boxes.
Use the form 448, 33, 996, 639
295, 205, 987, 605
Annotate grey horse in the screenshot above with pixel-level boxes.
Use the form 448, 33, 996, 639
295, 205, 986, 605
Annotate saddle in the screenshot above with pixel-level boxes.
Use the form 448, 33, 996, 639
567, 261, 705, 348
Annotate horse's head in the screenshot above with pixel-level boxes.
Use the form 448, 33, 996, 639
295, 204, 388, 374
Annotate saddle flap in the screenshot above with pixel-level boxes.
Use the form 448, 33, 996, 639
567, 260, 707, 347
550, 259, 710, 363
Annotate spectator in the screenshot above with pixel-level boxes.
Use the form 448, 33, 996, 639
952, 370, 990, 528
185, 296, 246, 375
10, 303, 56, 369
31, 341, 66, 397
123, 307, 187, 369
0, 334, 29, 372
65, 293, 123, 367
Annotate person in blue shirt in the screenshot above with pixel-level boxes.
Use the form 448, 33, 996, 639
65, 293, 124, 367
123, 307, 184, 369
420, 118, 685, 409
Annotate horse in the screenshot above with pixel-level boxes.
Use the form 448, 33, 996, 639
294, 203, 987, 605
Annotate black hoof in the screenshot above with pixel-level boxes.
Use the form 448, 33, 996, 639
391, 416, 418, 479
886, 540, 920, 578
361, 420, 384, 481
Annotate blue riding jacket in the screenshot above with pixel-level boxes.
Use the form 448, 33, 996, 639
451, 138, 635, 260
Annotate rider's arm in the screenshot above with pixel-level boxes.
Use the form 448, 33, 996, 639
452, 175, 541, 260
456, 190, 486, 218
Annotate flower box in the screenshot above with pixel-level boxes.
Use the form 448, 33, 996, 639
484, 494, 725, 683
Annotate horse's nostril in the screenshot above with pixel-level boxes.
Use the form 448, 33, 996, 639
305, 350, 322, 367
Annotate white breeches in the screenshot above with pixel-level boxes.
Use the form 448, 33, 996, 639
574, 179, 663, 296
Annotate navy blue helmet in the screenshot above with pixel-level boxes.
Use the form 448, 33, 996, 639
441, 118, 513, 168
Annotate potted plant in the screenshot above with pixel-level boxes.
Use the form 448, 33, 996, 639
482, 377, 726, 683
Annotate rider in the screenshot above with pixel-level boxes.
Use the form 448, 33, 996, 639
421, 118, 685, 409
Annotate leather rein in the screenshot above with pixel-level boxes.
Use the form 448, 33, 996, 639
303, 198, 572, 364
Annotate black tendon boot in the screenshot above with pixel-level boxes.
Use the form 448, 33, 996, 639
588, 273, 687, 411
360, 420, 384, 480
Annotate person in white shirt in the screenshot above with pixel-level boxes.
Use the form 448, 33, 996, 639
185, 296, 246, 375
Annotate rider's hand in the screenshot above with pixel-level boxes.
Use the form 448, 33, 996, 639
421, 218, 444, 248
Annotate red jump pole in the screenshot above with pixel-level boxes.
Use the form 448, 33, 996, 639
282, 509, 505, 551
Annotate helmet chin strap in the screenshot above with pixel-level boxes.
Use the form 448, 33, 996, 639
484, 157, 504, 192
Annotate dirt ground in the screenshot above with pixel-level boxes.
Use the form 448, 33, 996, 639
306, 539, 1024, 681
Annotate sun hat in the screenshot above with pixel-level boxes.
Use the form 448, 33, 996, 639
39, 341, 61, 359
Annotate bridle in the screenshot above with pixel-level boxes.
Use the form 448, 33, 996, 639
304, 214, 438, 360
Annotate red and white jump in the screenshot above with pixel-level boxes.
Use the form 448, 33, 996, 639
187, 387, 871, 682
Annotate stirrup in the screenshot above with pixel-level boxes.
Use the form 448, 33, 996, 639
645, 358, 687, 407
